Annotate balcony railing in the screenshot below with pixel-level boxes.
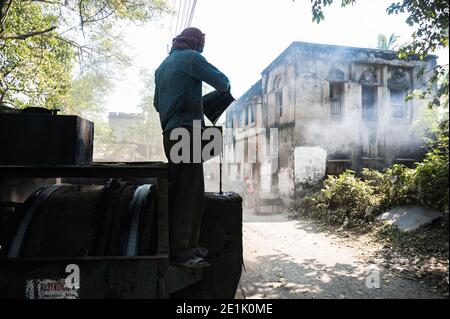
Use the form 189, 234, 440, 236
330, 99, 342, 116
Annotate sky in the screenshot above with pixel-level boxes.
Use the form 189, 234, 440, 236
105, 0, 449, 114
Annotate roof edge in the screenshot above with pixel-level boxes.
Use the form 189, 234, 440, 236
261, 41, 438, 75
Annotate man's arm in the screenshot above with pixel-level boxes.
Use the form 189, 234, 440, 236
153, 80, 159, 113
189, 53, 230, 93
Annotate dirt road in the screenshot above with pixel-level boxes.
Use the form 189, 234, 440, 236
236, 208, 444, 299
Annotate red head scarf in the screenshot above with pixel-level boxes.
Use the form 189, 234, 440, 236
171, 27, 205, 53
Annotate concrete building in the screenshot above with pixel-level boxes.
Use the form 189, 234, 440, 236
223, 41, 436, 199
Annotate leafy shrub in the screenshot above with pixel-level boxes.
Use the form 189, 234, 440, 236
380, 164, 417, 207
362, 165, 417, 207
321, 170, 379, 214
415, 124, 449, 212
293, 170, 381, 229
360, 168, 384, 188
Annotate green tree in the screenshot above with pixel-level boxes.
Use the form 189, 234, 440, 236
0, 1, 74, 108
0, 0, 169, 110
377, 33, 399, 50
63, 71, 115, 158
64, 72, 110, 118
137, 69, 164, 159
309, 0, 449, 109
415, 119, 449, 212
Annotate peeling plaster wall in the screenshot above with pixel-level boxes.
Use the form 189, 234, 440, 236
260, 161, 272, 193
262, 54, 296, 128
294, 146, 327, 184
278, 167, 295, 197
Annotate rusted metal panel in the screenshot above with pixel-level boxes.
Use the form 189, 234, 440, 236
172, 192, 243, 299
0, 162, 168, 178
0, 113, 93, 166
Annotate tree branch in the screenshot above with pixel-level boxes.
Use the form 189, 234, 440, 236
1, 25, 56, 40
29, 0, 64, 6
0, 0, 14, 34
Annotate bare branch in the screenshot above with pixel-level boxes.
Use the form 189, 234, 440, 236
0, 0, 14, 34
84, 5, 118, 24
1, 25, 56, 40
79, 0, 85, 36
29, 0, 64, 5
83, 0, 109, 23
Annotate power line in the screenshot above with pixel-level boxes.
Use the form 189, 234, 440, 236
187, 0, 197, 27
168, 0, 176, 38
179, 0, 189, 33
180, 0, 188, 31
185, 0, 193, 28
174, 0, 183, 37
168, 0, 199, 51
167, 0, 177, 52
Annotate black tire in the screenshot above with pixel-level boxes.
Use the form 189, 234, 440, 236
2, 183, 157, 259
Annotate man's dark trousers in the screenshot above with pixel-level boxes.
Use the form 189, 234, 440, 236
163, 126, 204, 259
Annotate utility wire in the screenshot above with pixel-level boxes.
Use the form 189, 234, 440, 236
179, 0, 188, 31
174, 0, 182, 37
168, 0, 176, 38
187, 0, 197, 27
168, 0, 199, 52
179, 0, 189, 33
167, 0, 177, 52
183, 0, 193, 29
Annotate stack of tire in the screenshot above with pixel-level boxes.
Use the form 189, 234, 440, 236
0, 181, 158, 259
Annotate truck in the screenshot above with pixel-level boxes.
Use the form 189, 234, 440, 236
0, 108, 243, 299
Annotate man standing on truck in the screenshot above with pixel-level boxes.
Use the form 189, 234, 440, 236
154, 27, 230, 267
